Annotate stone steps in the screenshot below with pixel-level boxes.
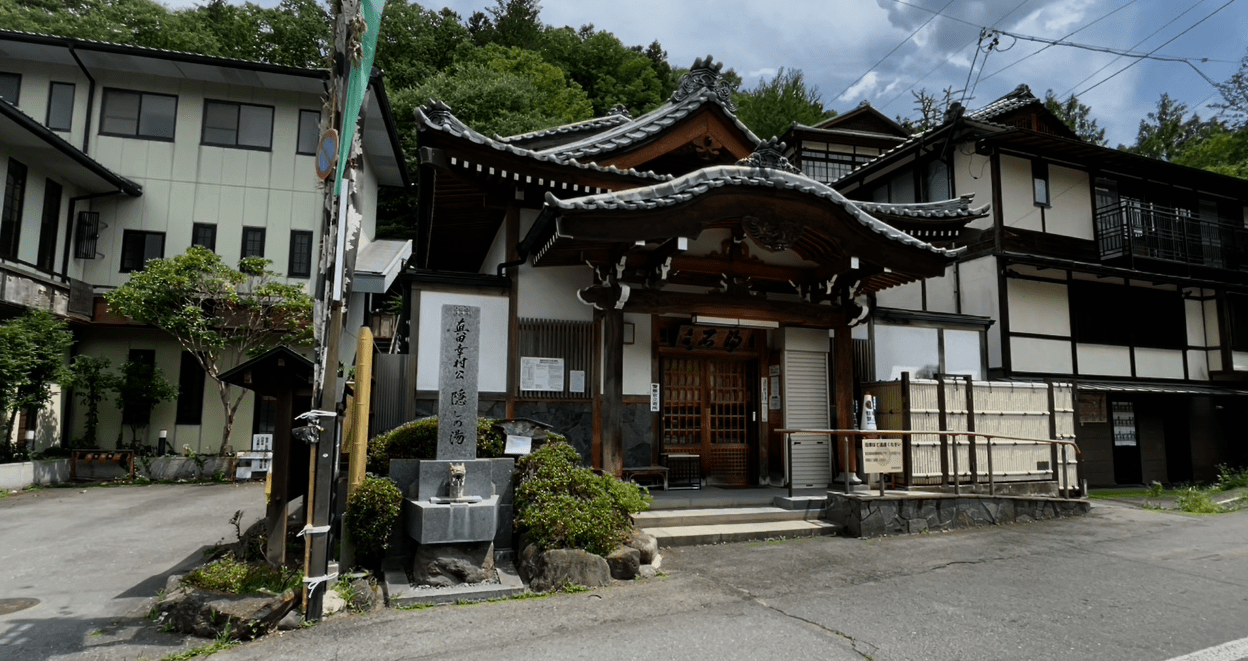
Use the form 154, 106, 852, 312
636, 506, 840, 547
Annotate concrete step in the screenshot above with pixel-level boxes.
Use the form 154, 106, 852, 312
635, 506, 821, 528
641, 519, 841, 547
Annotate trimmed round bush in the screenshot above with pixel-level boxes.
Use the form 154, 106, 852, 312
514, 441, 651, 557
344, 475, 403, 568
366, 417, 507, 476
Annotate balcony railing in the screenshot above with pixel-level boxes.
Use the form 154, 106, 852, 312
1095, 200, 1248, 271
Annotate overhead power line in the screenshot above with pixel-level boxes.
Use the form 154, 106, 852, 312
980, 0, 1140, 83
832, 0, 956, 102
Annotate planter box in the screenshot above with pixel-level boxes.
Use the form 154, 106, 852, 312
0, 459, 70, 491
139, 456, 236, 481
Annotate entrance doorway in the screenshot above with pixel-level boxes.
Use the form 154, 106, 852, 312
660, 357, 757, 486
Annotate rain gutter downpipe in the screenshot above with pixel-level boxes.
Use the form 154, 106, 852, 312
67, 44, 96, 155
497, 206, 557, 276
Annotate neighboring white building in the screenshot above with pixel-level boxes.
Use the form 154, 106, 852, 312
0, 30, 410, 453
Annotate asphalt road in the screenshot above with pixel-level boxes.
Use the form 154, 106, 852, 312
218, 501, 1248, 661
0, 482, 266, 661
3, 484, 1247, 661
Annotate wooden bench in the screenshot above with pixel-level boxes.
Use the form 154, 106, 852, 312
622, 466, 668, 491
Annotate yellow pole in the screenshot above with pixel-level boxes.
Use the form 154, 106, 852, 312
347, 326, 373, 495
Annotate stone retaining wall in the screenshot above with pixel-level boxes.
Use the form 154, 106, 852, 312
0, 459, 70, 490
825, 492, 1091, 538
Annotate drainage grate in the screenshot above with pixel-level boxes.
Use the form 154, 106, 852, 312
0, 598, 39, 615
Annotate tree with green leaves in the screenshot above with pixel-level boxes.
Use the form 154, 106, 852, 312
104, 247, 313, 454
1126, 93, 1223, 161
1044, 90, 1107, 146
732, 68, 834, 141
538, 25, 670, 116
0, 309, 73, 458
1212, 47, 1248, 130
467, 0, 543, 50
65, 356, 119, 448
114, 359, 179, 447
1174, 129, 1248, 179
375, 0, 470, 91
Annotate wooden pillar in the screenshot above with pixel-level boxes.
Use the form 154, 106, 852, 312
265, 377, 294, 566
348, 327, 374, 494
833, 325, 856, 481
602, 307, 624, 476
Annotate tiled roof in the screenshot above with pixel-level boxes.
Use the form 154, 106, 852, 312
855, 194, 990, 220
415, 102, 673, 182
495, 110, 632, 144
543, 162, 961, 257
968, 84, 1039, 121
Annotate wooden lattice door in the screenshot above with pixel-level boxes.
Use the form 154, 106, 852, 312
661, 357, 754, 485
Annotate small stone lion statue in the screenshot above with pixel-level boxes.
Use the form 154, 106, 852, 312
448, 462, 466, 500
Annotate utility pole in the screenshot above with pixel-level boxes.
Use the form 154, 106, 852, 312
302, 0, 381, 622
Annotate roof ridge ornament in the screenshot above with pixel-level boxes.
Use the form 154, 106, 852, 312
606, 104, 631, 119
736, 137, 802, 175
423, 98, 455, 126
670, 54, 737, 112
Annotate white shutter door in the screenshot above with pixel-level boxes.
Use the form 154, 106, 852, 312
784, 350, 831, 488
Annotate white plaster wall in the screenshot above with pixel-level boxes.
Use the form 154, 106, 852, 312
1077, 344, 1132, 377
1187, 350, 1210, 381
622, 312, 652, 396
925, 265, 959, 314
1235, 351, 1248, 371
876, 280, 923, 311
1204, 299, 1221, 346
944, 329, 983, 378
779, 327, 830, 352
479, 212, 510, 276
1208, 349, 1223, 372
1011, 337, 1073, 374
0, 144, 90, 282
1045, 164, 1093, 239
415, 291, 509, 392
951, 147, 994, 231
1185, 299, 1206, 347
1000, 154, 1043, 232
959, 256, 1001, 369
1007, 279, 1070, 337
874, 324, 938, 381
0, 59, 91, 149
1134, 348, 1185, 379
517, 265, 593, 321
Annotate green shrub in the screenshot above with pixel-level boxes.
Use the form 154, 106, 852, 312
1176, 487, 1222, 514
181, 556, 299, 595
1215, 464, 1248, 491
344, 474, 403, 568
513, 441, 651, 557
366, 417, 507, 476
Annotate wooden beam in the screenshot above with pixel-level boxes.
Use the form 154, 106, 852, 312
578, 285, 848, 327
601, 307, 624, 476
834, 325, 856, 482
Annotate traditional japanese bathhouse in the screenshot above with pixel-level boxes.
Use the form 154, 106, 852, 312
829, 85, 1248, 485
404, 57, 985, 486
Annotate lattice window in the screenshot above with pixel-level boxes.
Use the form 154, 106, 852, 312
516, 318, 594, 399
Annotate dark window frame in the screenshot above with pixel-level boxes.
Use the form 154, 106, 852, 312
46, 81, 75, 132
200, 99, 274, 151
99, 88, 178, 142
121, 349, 158, 427
0, 72, 20, 104
288, 229, 313, 278
1, 158, 28, 260
241, 226, 266, 259
192, 223, 217, 252
175, 351, 206, 425
1070, 281, 1185, 350
119, 229, 166, 273
37, 178, 62, 271
297, 109, 321, 155
1033, 159, 1051, 208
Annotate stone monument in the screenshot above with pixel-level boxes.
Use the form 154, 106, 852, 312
406, 305, 504, 586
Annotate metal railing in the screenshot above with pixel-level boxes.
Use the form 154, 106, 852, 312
1095, 201, 1248, 271
776, 428, 1081, 498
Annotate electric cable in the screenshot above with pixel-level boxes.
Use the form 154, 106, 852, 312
980, 0, 1140, 83
833, 0, 956, 102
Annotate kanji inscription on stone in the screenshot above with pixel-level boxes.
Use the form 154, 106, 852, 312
437, 305, 479, 460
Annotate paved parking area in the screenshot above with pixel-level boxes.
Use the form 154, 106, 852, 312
0, 482, 265, 661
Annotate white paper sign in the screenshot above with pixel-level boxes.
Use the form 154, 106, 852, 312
862, 438, 904, 473
252, 434, 273, 451
769, 376, 781, 410
569, 370, 585, 394
760, 378, 769, 422
505, 435, 533, 455
650, 383, 660, 412
520, 357, 564, 391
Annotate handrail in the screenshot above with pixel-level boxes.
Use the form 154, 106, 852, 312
777, 428, 1080, 498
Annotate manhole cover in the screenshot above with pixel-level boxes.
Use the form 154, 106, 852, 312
0, 598, 39, 615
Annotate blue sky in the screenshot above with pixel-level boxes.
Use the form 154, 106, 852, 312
164, 0, 1248, 146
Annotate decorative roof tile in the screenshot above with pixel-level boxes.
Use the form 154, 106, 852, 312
968, 84, 1039, 121
854, 194, 990, 220
495, 109, 632, 144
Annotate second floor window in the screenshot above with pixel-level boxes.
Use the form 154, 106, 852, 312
1032, 160, 1050, 207
297, 109, 321, 155
1, 158, 27, 260
47, 82, 75, 132
289, 230, 313, 278
0, 73, 19, 104
242, 227, 265, 258
192, 223, 217, 251
202, 100, 273, 150
101, 89, 177, 141
120, 230, 165, 272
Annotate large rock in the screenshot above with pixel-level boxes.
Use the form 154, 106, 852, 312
606, 546, 640, 580
622, 530, 659, 565
348, 578, 383, 613
159, 587, 298, 640
412, 542, 495, 587
525, 548, 611, 593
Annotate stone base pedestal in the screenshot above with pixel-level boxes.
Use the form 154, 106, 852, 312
407, 495, 500, 544
412, 542, 496, 587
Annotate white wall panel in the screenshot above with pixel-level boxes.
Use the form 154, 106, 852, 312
622, 313, 652, 396
1077, 344, 1132, 376
1000, 154, 1043, 232
1007, 278, 1070, 336
952, 150, 994, 231
1045, 164, 1093, 239
1187, 350, 1210, 381
518, 265, 593, 321
1134, 348, 1184, 379
875, 324, 939, 380
1011, 336, 1072, 373
926, 265, 958, 314
416, 291, 510, 392
1203, 299, 1221, 346
959, 256, 1001, 368
876, 280, 923, 310
1185, 299, 1206, 347
1235, 352, 1248, 371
